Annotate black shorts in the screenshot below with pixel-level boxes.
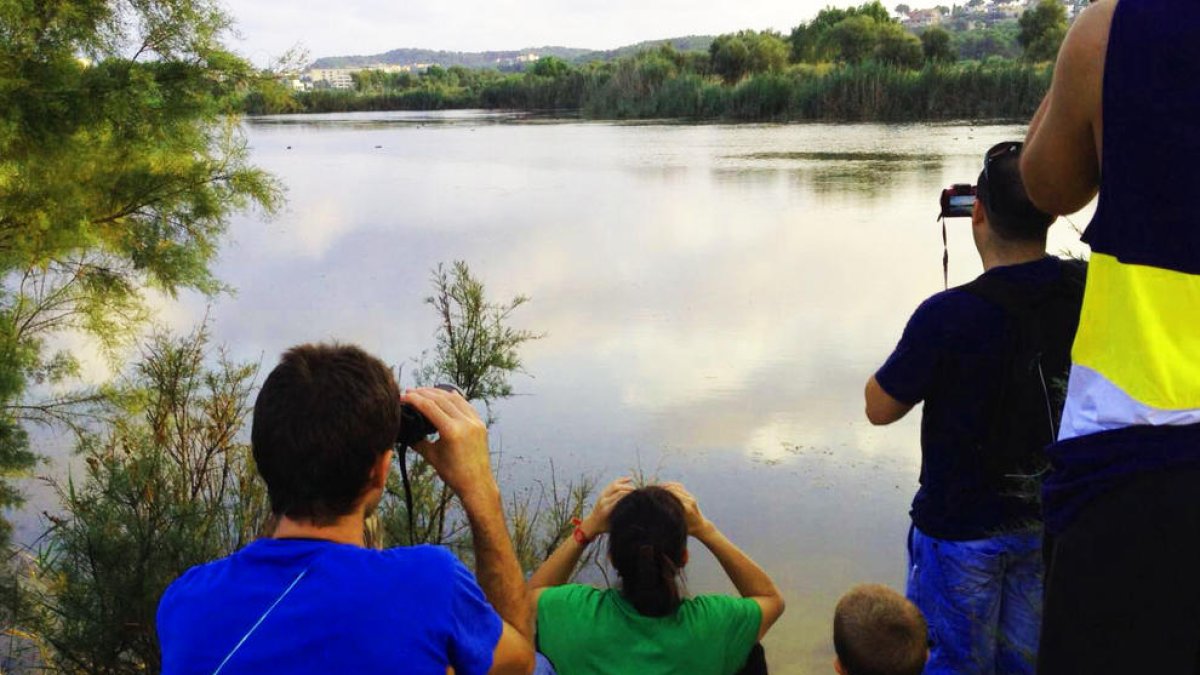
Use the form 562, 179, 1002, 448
1038, 467, 1200, 674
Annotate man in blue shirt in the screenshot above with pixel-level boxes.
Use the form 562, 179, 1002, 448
157, 344, 534, 674
864, 147, 1083, 674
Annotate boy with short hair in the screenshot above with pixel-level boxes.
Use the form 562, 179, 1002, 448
833, 584, 928, 675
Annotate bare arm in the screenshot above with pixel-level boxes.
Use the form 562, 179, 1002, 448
529, 478, 632, 591
528, 478, 634, 625
664, 484, 785, 641
403, 388, 535, 675
1021, 0, 1115, 215
465, 487, 537, 672
864, 375, 914, 426
462, 486, 535, 642
487, 623, 536, 675
527, 530, 588, 595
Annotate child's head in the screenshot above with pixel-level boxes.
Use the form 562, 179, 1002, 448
833, 584, 928, 675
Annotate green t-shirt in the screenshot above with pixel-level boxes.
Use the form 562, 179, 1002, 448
535, 584, 762, 675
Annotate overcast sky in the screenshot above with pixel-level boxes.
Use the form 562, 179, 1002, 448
221, 0, 863, 65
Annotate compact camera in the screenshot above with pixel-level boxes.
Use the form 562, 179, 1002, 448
939, 183, 977, 219
397, 383, 463, 447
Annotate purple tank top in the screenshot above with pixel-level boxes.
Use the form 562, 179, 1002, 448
1084, 0, 1200, 274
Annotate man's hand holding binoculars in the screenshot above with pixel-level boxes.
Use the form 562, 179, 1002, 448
400, 386, 498, 504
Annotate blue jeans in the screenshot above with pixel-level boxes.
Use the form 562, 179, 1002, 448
907, 525, 1043, 675
533, 653, 557, 675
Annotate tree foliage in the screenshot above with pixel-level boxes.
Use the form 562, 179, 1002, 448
417, 261, 543, 404
827, 15, 883, 65
709, 30, 788, 85
0, 0, 282, 547
15, 324, 268, 673
382, 261, 543, 551
530, 56, 571, 79
921, 26, 957, 63
1018, 0, 1069, 62
368, 262, 593, 579
953, 21, 1021, 60
875, 23, 924, 69
789, 1, 912, 66
372, 262, 557, 543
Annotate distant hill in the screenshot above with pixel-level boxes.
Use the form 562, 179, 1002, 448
308, 36, 715, 71
310, 47, 589, 70
575, 36, 714, 62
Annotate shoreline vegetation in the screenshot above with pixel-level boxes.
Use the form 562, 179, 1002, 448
243, 0, 1070, 123
246, 59, 1052, 123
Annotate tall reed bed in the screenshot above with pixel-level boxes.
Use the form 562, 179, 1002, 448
255, 60, 1051, 123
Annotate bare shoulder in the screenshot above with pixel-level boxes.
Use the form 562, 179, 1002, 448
1055, 0, 1119, 130
1061, 0, 1117, 77
1021, 0, 1118, 214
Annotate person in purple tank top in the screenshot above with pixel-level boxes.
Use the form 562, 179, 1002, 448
1022, 1, 1200, 672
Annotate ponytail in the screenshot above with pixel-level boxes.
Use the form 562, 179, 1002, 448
608, 487, 687, 617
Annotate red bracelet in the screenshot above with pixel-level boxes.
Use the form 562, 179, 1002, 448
571, 518, 593, 546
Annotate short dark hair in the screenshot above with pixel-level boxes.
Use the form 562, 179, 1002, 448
834, 584, 928, 675
251, 343, 400, 525
977, 150, 1055, 242
608, 486, 688, 617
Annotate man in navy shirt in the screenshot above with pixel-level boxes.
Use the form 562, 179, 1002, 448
157, 344, 534, 674
864, 147, 1082, 674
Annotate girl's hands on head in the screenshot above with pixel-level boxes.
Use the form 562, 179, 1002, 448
662, 482, 714, 538
580, 477, 635, 537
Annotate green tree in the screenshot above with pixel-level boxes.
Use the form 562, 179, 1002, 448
895, 4, 912, 15
790, 8, 846, 62
855, 1, 895, 24
953, 22, 1022, 60
789, 3, 893, 64
875, 23, 925, 68
378, 261, 543, 549
1019, 0, 1069, 62
922, 26, 958, 63
710, 33, 752, 84
0, 0, 281, 558
530, 56, 571, 79
20, 325, 269, 673
828, 15, 882, 65
374, 261, 592, 577
711, 31, 788, 83
746, 31, 790, 75
416, 261, 543, 405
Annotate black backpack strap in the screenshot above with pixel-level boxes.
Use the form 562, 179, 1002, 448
959, 257, 1086, 317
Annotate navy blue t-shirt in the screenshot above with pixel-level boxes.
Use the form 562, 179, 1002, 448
157, 539, 502, 675
876, 256, 1066, 541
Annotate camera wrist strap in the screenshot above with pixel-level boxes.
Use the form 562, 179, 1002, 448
399, 445, 416, 546
941, 216, 949, 290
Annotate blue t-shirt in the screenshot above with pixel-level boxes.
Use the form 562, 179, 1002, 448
876, 257, 1066, 540
157, 539, 502, 675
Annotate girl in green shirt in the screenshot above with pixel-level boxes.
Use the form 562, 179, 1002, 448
528, 479, 786, 675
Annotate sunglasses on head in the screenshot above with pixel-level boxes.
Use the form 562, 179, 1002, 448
980, 141, 1023, 214
984, 141, 1022, 179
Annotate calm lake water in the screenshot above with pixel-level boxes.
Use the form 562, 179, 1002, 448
17, 111, 1094, 674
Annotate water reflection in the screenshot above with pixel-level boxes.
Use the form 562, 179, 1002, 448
250, 109, 543, 131
21, 112, 1095, 674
